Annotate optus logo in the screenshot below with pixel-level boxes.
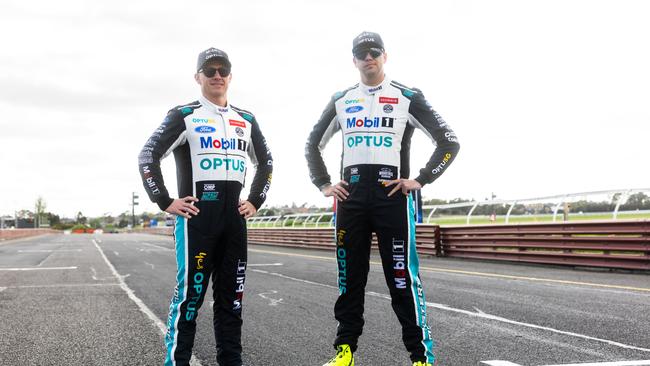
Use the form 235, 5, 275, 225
199, 158, 246, 172
344, 98, 365, 104
192, 118, 215, 124
347, 135, 393, 148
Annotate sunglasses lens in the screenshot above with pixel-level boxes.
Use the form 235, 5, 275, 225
202, 67, 230, 78
354, 49, 382, 60
217, 67, 230, 77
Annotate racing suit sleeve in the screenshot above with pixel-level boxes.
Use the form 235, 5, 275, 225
246, 117, 273, 210
137, 109, 187, 211
407, 89, 460, 186
305, 96, 340, 190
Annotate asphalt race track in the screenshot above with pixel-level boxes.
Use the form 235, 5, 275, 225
1, 233, 649, 365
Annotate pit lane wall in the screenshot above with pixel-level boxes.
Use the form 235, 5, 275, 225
0, 229, 59, 242
143, 220, 650, 271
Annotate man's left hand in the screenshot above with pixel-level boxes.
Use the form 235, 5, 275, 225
238, 200, 257, 219
385, 179, 422, 197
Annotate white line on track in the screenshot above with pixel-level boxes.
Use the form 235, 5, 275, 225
91, 239, 203, 366
249, 269, 650, 354
482, 360, 650, 366
5, 283, 120, 289
248, 263, 283, 267
17, 249, 82, 253
138, 242, 173, 251
0, 266, 77, 271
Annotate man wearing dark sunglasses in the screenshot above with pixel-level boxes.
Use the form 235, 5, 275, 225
138, 47, 273, 366
306, 31, 460, 366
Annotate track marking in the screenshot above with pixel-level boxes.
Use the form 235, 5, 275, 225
18, 249, 82, 253
249, 268, 650, 353
249, 248, 650, 293
0, 266, 77, 271
258, 290, 284, 306
144, 262, 155, 270
138, 242, 173, 251
5, 283, 120, 289
92, 239, 203, 366
482, 361, 650, 366
248, 263, 283, 267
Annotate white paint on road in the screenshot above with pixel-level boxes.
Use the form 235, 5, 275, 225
91, 239, 203, 366
248, 263, 283, 267
18, 249, 82, 253
138, 242, 173, 252
144, 262, 155, 270
6, 283, 120, 289
482, 360, 650, 366
0, 266, 77, 271
113, 251, 119, 256
0, 287, 6, 292
258, 290, 284, 306
250, 269, 650, 354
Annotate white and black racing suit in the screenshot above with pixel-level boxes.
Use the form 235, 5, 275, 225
305, 78, 459, 364
138, 96, 272, 366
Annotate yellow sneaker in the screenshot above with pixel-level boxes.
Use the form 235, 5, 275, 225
412, 362, 433, 366
322, 344, 354, 366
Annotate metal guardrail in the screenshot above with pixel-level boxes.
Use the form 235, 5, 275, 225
140, 221, 650, 270
247, 221, 649, 271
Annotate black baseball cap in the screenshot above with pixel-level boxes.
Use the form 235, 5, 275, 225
352, 31, 385, 53
196, 47, 231, 72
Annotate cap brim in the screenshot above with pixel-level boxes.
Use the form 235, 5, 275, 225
353, 45, 384, 53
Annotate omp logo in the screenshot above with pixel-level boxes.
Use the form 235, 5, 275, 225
199, 158, 246, 172
347, 135, 392, 148
346, 117, 393, 129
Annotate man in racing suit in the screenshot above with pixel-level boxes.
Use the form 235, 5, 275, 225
138, 47, 272, 366
305, 32, 460, 366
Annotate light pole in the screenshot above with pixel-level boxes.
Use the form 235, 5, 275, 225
131, 192, 139, 228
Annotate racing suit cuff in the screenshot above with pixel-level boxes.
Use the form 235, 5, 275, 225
318, 182, 332, 191
414, 176, 429, 188
247, 196, 264, 211
156, 196, 174, 212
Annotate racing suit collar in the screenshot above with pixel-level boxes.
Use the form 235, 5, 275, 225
359, 76, 390, 95
199, 95, 230, 114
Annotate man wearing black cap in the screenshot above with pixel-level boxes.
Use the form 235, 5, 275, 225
138, 47, 273, 366
306, 32, 460, 366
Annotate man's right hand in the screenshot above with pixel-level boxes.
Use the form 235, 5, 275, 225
321, 181, 350, 202
165, 196, 200, 219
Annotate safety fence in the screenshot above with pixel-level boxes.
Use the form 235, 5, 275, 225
140, 221, 649, 270
0, 229, 59, 242
246, 220, 649, 271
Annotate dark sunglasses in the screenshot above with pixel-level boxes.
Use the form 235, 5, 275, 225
200, 66, 231, 78
353, 48, 383, 60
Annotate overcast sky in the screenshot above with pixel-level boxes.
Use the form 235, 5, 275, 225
1, 0, 648, 218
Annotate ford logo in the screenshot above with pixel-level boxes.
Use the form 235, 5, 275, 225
345, 106, 364, 113
195, 126, 216, 133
